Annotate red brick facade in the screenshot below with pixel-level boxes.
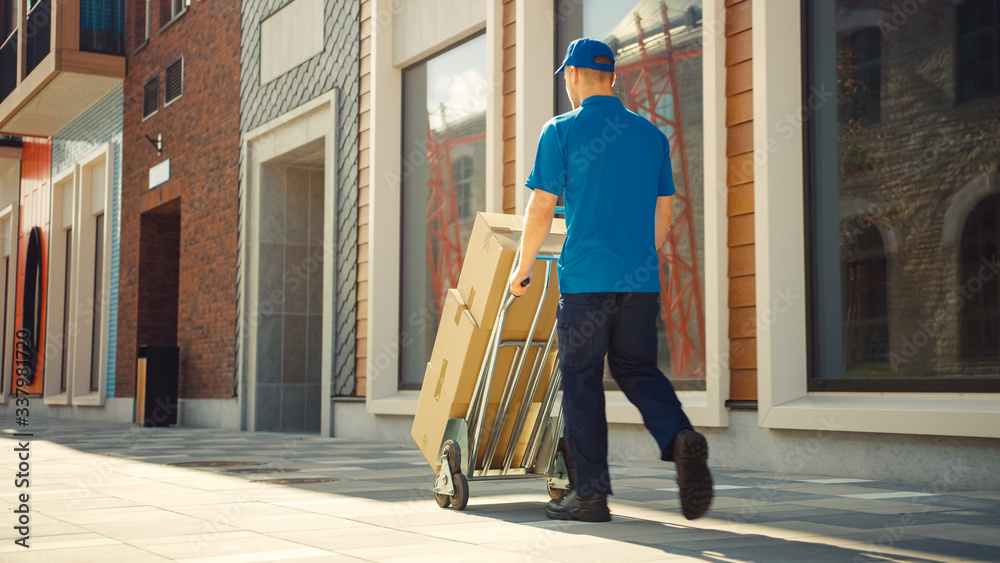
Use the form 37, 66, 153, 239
117, 0, 241, 399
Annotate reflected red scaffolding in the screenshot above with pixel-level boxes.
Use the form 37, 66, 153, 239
425, 108, 485, 314
617, 3, 705, 379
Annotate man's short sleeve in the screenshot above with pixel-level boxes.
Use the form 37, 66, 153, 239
659, 139, 676, 197
525, 121, 565, 197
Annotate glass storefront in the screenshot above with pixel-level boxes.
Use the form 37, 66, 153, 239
806, 0, 1000, 391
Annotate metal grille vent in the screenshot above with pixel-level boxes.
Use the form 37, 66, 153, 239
165, 58, 183, 104
142, 77, 159, 118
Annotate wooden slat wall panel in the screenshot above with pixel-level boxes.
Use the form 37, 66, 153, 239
728, 306, 756, 338
725, 30, 752, 66
725, 0, 755, 401
727, 214, 754, 246
729, 275, 755, 308
728, 244, 754, 278
726, 121, 753, 156
730, 369, 758, 400
725, 91, 753, 127
356, 0, 372, 396
502, 0, 516, 214
726, 60, 752, 96
726, 151, 753, 185
728, 183, 753, 216
730, 337, 757, 369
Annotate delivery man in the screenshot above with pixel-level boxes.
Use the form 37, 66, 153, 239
508, 38, 714, 522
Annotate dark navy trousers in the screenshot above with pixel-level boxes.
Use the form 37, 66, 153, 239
556, 291, 693, 497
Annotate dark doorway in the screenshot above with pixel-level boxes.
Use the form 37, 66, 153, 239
137, 199, 181, 359
255, 140, 325, 433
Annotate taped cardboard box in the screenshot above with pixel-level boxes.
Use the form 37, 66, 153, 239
457, 212, 566, 342
412, 290, 490, 470
414, 344, 559, 472
412, 290, 560, 471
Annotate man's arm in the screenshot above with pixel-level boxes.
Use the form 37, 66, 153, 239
655, 195, 673, 253
509, 189, 559, 296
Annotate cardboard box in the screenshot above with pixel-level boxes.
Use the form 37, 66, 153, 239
414, 346, 559, 472
412, 290, 490, 470
412, 363, 471, 472
457, 213, 566, 342
413, 212, 567, 472
411, 289, 560, 471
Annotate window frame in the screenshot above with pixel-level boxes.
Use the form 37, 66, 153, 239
453, 156, 474, 220
157, 0, 189, 34
42, 168, 76, 405
0, 205, 16, 405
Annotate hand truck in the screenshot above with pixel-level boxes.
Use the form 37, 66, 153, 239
429, 250, 572, 510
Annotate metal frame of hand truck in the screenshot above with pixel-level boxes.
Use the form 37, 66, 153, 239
430, 249, 572, 510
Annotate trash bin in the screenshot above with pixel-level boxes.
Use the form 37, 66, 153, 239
135, 346, 179, 427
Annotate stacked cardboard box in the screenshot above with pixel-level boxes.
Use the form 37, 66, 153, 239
412, 213, 565, 472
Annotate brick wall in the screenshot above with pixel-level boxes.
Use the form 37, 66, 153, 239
117, 0, 241, 399
724, 0, 756, 400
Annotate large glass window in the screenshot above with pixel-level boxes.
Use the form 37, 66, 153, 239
400, 35, 488, 388
555, 0, 706, 390
806, 0, 1000, 391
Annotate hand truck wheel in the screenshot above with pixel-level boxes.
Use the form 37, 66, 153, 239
442, 440, 462, 475
434, 492, 451, 508
547, 482, 568, 501
449, 473, 469, 510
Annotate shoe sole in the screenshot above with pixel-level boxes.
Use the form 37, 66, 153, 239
545, 504, 611, 522
675, 430, 713, 520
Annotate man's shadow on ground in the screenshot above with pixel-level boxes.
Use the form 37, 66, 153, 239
460, 499, 942, 563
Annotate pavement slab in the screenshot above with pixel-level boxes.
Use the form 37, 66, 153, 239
2, 420, 999, 562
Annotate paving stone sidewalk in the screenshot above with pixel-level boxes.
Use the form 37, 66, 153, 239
1, 420, 998, 562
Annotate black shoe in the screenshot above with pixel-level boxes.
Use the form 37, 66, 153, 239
545, 490, 611, 522
673, 429, 713, 520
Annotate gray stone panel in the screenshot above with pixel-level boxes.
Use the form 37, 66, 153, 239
241, 0, 359, 397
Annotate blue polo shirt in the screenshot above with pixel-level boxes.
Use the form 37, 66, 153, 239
526, 95, 675, 294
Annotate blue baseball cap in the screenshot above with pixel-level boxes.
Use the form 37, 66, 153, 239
555, 38, 616, 75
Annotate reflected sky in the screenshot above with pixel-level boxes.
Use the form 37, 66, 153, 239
426, 35, 488, 131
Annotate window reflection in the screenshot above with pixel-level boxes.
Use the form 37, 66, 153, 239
808, 0, 1000, 387
556, 0, 706, 389
400, 35, 488, 389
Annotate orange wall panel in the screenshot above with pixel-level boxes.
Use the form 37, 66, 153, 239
14, 138, 51, 395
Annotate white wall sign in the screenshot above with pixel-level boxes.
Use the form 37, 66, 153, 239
149, 159, 170, 189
